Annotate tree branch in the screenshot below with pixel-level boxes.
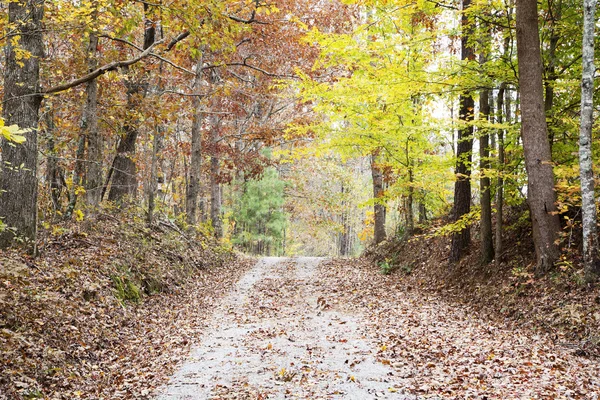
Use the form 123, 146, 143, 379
100, 35, 194, 75
43, 39, 165, 95
167, 31, 190, 51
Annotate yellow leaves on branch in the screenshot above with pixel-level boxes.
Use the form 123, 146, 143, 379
0, 119, 28, 144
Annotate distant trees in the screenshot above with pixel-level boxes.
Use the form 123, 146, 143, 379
229, 168, 287, 255
0, 0, 598, 271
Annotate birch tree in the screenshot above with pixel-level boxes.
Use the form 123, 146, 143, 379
578, 0, 600, 279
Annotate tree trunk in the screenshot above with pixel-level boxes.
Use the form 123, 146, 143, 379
185, 58, 205, 226
543, 1, 561, 150
450, 0, 475, 263
371, 152, 386, 244
579, 0, 600, 279
407, 168, 414, 235
65, 131, 87, 218
495, 83, 507, 262
108, 5, 155, 203
45, 104, 66, 215
147, 125, 164, 225
418, 198, 427, 224
480, 87, 494, 264
516, 0, 561, 273
339, 182, 350, 256
210, 118, 223, 239
0, 0, 45, 250
85, 31, 103, 207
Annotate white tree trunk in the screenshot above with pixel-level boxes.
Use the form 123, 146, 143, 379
579, 0, 600, 278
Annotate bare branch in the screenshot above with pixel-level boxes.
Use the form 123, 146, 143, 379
167, 31, 190, 51
100, 35, 194, 75
43, 39, 165, 95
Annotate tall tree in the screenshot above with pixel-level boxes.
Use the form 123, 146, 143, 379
479, 87, 494, 264
578, 0, 600, 279
185, 57, 206, 226
84, 25, 103, 207
495, 83, 507, 262
108, 4, 156, 202
209, 114, 223, 239
371, 152, 387, 245
0, 0, 45, 250
450, 0, 475, 263
515, 0, 561, 272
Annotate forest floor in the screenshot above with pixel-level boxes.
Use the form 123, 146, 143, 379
0, 214, 254, 400
156, 257, 600, 399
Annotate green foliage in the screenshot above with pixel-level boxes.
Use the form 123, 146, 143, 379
430, 208, 481, 238
229, 167, 288, 255
111, 274, 141, 304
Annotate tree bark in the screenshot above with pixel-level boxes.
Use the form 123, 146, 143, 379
147, 125, 164, 225
185, 58, 205, 226
450, 0, 475, 263
210, 116, 223, 239
108, 5, 155, 203
339, 182, 350, 256
480, 87, 494, 264
495, 84, 507, 262
0, 0, 45, 250
516, 0, 562, 273
85, 30, 103, 207
543, 0, 561, 150
45, 104, 66, 215
65, 131, 87, 218
579, 0, 600, 279
371, 152, 387, 245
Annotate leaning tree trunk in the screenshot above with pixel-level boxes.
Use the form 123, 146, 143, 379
579, 0, 600, 279
0, 0, 45, 250
479, 86, 494, 264
450, 0, 475, 264
516, 0, 561, 273
371, 152, 387, 245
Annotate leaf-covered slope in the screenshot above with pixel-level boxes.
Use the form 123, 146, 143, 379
0, 215, 253, 399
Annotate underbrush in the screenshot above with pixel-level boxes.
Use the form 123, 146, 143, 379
0, 208, 249, 399
365, 207, 600, 358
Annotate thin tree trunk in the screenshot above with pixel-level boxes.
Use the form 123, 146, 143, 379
450, 0, 475, 263
495, 83, 507, 262
371, 152, 387, 244
407, 168, 414, 235
0, 0, 45, 250
418, 197, 427, 224
85, 29, 103, 207
108, 5, 155, 203
45, 105, 64, 215
339, 182, 350, 256
185, 58, 205, 226
579, 0, 600, 279
516, 0, 562, 273
65, 132, 87, 218
147, 125, 163, 225
480, 86, 494, 264
210, 117, 223, 239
